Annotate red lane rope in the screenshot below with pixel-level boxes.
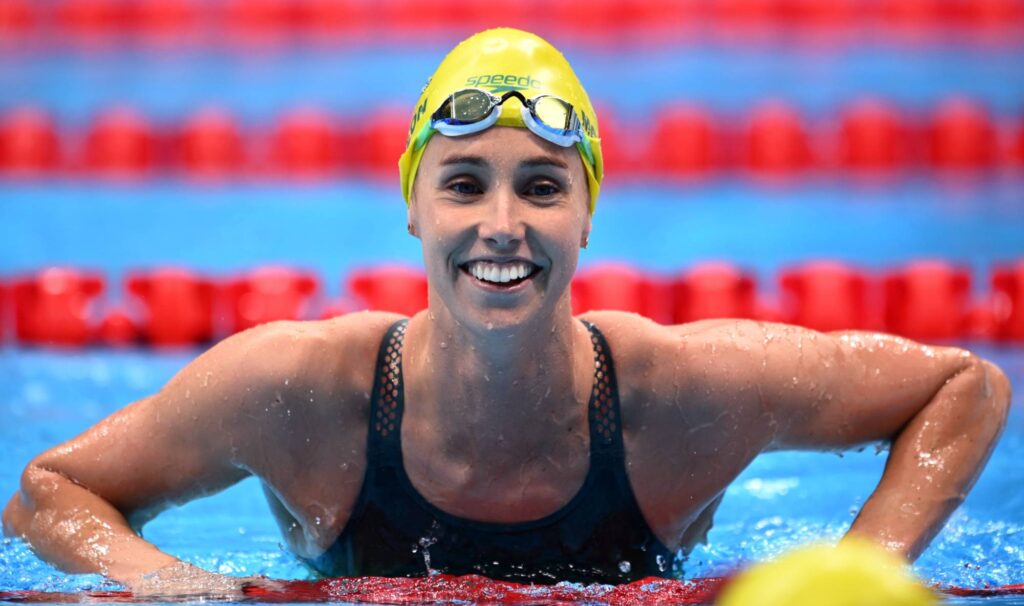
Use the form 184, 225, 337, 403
2, 574, 1023, 604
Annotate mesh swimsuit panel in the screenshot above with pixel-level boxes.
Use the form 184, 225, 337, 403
308, 319, 675, 584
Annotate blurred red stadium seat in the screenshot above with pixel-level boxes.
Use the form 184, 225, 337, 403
363, 110, 410, 176
347, 266, 429, 316
224, 267, 320, 333
269, 108, 340, 178
992, 261, 1024, 341
925, 99, 997, 170
83, 107, 159, 177
0, 0, 35, 36
572, 264, 672, 321
883, 260, 971, 340
126, 268, 217, 346
650, 105, 716, 177
13, 268, 105, 347
97, 308, 140, 347
742, 102, 814, 176
837, 99, 908, 173
780, 261, 874, 332
176, 108, 247, 178
0, 107, 60, 175
674, 262, 757, 322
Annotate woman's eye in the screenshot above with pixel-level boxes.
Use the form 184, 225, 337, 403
450, 181, 482, 195
528, 182, 559, 197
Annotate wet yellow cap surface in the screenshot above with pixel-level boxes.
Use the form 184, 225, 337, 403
716, 539, 937, 606
398, 28, 603, 213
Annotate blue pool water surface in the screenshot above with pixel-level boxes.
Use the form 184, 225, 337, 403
0, 343, 1021, 604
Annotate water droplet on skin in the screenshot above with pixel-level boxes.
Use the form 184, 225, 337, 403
486, 322, 494, 330
439, 341, 448, 349
284, 378, 290, 386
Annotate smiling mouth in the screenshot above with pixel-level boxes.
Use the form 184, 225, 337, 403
459, 260, 540, 289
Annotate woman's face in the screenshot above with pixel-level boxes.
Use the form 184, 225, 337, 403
409, 126, 592, 332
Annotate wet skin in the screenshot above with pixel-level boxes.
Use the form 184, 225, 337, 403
2, 127, 1013, 595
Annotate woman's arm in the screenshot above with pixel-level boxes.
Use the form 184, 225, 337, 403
2, 322, 315, 590
668, 321, 1012, 561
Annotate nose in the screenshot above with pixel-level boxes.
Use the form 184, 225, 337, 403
478, 186, 525, 249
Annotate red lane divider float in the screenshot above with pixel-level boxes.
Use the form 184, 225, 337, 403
836, 98, 909, 174
270, 108, 341, 179
126, 268, 218, 346
993, 260, 1024, 342
780, 261, 878, 332
3, 100, 1022, 180
675, 262, 760, 323
175, 107, 248, 179
11, 268, 105, 347
4, 260, 1024, 348
926, 98, 998, 171
884, 260, 972, 341
224, 266, 320, 334
2, 574, 1023, 604
572, 263, 674, 323
83, 107, 159, 179
347, 266, 429, 317
6, 0, 1022, 45
0, 106, 61, 175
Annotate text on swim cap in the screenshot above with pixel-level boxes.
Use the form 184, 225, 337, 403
466, 74, 541, 92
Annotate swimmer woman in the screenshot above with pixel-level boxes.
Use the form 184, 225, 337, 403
3, 28, 1012, 594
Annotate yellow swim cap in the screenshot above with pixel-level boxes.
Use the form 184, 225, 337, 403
398, 28, 603, 214
716, 540, 937, 606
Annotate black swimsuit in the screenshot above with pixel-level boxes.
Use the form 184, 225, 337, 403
308, 319, 676, 584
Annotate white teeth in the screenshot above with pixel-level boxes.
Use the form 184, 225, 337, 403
466, 261, 535, 284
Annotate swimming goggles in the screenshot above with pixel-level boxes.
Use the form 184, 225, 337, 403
411, 88, 597, 170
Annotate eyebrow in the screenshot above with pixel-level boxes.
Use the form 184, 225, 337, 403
438, 154, 569, 171
520, 156, 569, 170
440, 155, 489, 168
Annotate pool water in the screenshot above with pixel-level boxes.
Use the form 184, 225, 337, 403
0, 343, 1021, 604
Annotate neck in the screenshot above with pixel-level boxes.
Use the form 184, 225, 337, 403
403, 297, 591, 442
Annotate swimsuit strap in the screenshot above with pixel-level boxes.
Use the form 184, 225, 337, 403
367, 319, 409, 465
580, 320, 626, 460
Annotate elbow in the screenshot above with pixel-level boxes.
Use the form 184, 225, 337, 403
3, 463, 47, 538
979, 358, 1012, 427
956, 353, 1012, 434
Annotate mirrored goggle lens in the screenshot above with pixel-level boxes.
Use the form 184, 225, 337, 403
531, 96, 576, 134
436, 90, 495, 125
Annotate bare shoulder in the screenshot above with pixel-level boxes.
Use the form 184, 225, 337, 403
577, 312, 765, 399
229, 311, 407, 412
578, 312, 775, 441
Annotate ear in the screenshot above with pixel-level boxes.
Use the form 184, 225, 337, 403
580, 213, 592, 249
406, 197, 420, 239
